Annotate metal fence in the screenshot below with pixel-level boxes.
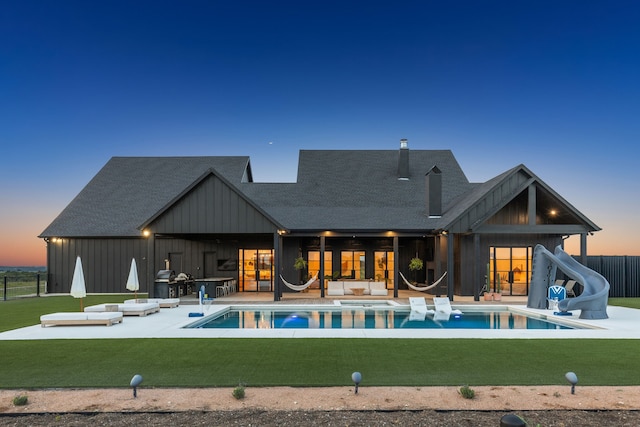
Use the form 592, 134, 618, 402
0, 273, 46, 301
582, 256, 640, 298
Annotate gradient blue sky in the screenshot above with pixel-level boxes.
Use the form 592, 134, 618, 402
2, 1, 639, 265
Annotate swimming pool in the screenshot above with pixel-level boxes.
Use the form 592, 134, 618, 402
185, 306, 580, 330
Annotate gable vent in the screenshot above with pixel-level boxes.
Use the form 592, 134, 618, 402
397, 139, 409, 180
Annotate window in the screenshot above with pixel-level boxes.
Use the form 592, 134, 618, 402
341, 251, 365, 279
490, 246, 532, 296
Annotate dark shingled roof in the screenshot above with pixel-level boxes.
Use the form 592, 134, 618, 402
240, 149, 474, 230
40, 157, 252, 237
40, 149, 599, 237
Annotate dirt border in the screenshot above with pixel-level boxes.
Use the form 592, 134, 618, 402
2, 386, 639, 414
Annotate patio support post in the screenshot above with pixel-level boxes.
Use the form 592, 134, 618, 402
393, 236, 399, 298
274, 232, 281, 302
447, 232, 454, 300
473, 233, 481, 301
320, 235, 325, 298
580, 233, 588, 266
147, 232, 155, 297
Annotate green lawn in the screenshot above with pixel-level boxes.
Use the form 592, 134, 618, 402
1, 296, 640, 389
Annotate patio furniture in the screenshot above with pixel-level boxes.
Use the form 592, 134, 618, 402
41, 312, 123, 327
433, 297, 462, 315
280, 272, 319, 292
564, 280, 577, 297
124, 298, 180, 308
409, 297, 434, 314
84, 302, 160, 316
326, 280, 388, 296
399, 271, 447, 292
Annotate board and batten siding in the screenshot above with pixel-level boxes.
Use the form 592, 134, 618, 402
46, 237, 148, 294
150, 174, 278, 234
448, 171, 532, 233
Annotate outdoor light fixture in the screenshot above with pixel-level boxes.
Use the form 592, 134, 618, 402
142, 229, 151, 237
351, 371, 362, 394
130, 374, 143, 398
565, 371, 578, 394
550, 209, 557, 216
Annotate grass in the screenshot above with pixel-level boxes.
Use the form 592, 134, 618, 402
1, 296, 640, 389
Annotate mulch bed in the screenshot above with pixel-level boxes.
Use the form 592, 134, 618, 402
2, 409, 640, 426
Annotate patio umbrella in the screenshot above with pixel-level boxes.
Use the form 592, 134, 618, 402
70, 256, 87, 311
126, 258, 140, 299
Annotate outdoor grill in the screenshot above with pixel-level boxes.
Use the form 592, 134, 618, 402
155, 270, 176, 283
154, 270, 176, 298
154, 270, 194, 298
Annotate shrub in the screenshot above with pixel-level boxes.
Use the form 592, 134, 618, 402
459, 385, 475, 399
13, 395, 28, 406
232, 385, 245, 400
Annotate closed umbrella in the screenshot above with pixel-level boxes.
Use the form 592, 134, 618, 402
126, 258, 140, 299
70, 256, 87, 311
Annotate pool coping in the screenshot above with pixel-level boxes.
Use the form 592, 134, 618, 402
1, 302, 638, 340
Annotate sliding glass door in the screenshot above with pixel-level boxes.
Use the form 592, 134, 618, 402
490, 246, 532, 296
239, 249, 273, 292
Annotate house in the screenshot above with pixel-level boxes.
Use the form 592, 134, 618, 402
39, 140, 600, 300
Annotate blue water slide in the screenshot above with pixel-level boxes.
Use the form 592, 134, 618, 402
527, 245, 609, 319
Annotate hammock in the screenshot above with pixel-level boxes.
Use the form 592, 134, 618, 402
280, 271, 319, 292
399, 271, 447, 292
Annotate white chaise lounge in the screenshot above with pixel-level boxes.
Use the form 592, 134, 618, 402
124, 298, 180, 308
409, 297, 434, 314
84, 302, 160, 316
41, 312, 123, 327
433, 297, 462, 315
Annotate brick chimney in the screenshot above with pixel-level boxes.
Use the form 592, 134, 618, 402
425, 165, 442, 217
397, 139, 409, 180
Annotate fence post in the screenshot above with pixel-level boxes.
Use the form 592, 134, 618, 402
3, 276, 6, 301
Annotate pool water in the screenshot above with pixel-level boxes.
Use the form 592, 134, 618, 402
185, 308, 576, 330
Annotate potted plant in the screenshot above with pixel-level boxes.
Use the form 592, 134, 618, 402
294, 256, 307, 284
483, 263, 493, 301
493, 273, 502, 301
409, 257, 424, 283
293, 256, 307, 271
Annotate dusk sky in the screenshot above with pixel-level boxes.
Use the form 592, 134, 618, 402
2, 1, 639, 266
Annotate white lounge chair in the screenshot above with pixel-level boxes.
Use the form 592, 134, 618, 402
433, 297, 462, 315
84, 302, 160, 316
124, 298, 180, 308
41, 312, 123, 327
409, 297, 435, 314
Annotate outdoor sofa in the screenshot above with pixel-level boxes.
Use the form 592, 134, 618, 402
326, 280, 388, 296
40, 311, 123, 327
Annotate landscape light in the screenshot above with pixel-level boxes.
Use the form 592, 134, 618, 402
565, 371, 578, 394
130, 374, 143, 398
351, 371, 362, 394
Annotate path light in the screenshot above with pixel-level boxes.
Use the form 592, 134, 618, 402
351, 371, 362, 394
565, 372, 578, 394
130, 374, 143, 398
